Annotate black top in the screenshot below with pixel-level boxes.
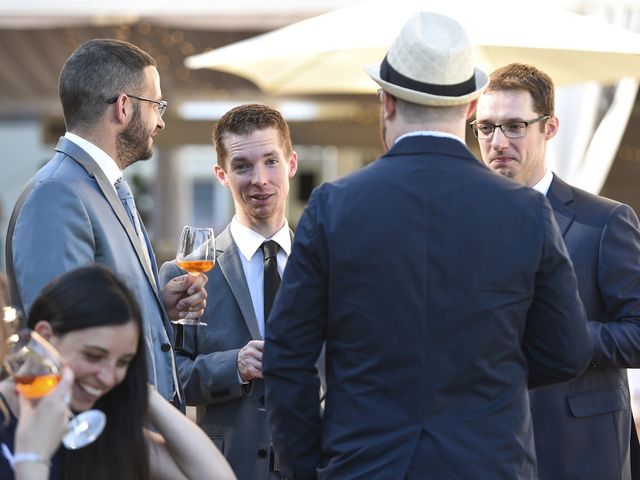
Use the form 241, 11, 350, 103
0, 392, 61, 479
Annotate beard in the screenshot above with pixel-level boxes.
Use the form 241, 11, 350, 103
116, 105, 154, 168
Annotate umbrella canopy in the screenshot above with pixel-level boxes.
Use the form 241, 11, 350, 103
185, 0, 640, 94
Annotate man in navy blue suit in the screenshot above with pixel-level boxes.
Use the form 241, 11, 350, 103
263, 12, 591, 480
475, 63, 640, 480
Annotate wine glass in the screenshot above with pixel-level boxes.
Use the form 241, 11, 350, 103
3, 329, 107, 450
174, 225, 216, 326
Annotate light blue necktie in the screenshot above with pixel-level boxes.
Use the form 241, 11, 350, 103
114, 178, 181, 405
114, 177, 151, 268
115, 177, 142, 237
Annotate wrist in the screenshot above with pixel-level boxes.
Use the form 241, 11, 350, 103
13, 453, 51, 466
237, 369, 250, 385
1, 444, 51, 470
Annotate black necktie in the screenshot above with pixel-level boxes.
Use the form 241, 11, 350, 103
261, 240, 281, 321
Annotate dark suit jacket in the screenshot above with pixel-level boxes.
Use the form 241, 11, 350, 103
5, 137, 182, 407
530, 174, 640, 480
263, 136, 591, 480
160, 226, 274, 480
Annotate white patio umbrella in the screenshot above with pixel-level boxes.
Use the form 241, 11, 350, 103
185, 0, 640, 94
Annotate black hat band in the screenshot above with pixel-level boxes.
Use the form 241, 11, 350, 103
380, 55, 476, 97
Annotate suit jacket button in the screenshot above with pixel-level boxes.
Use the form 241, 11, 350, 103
590, 361, 600, 368
257, 448, 268, 458
161, 343, 172, 352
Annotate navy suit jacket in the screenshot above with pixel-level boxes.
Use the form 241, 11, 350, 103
530, 174, 640, 480
263, 136, 591, 480
5, 137, 182, 407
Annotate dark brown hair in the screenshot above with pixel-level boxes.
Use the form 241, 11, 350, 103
59, 38, 156, 131
212, 103, 293, 169
486, 63, 555, 118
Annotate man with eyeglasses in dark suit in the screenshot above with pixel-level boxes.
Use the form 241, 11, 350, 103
475, 62, 640, 480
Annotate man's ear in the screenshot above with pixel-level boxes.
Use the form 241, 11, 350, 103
466, 99, 478, 120
382, 90, 397, 120
214, 164, 229, 187
107, 94, 130, 126
288, 151, 298, 178
33, 320, 54, 341
545, 116, 559, 141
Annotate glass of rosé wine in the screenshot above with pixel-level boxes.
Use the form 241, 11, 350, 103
174, 226, 216, 326
3, 329, 106, 449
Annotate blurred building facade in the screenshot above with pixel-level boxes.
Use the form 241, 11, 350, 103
1, 0, 639, 269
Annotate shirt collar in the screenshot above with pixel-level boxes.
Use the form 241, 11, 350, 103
532, 169, 553, 195
230, 216, 291, 261
64, 132, 122, 187
395, 130, 466, 146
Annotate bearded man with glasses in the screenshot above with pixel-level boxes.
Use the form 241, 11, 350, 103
5, 39, 208, 411
476, 62, 640, 480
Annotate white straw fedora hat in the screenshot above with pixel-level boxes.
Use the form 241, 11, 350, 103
365, 11, 488, 107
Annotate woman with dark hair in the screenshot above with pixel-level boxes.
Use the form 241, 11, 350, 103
0, 265, 235, 480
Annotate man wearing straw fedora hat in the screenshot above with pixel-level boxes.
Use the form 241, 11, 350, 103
263, 11, 591, 479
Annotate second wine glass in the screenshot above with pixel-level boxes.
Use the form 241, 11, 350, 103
175, 226, 216, 326
3, 329, 107, 450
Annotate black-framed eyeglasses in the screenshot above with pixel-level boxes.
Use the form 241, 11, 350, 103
470, 115, 550, 140
106, 93, 168, 117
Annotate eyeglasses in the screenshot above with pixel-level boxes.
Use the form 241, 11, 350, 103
470, 115, 549, 140
106, 93, 168, 117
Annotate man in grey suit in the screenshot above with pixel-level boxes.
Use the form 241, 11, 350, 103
5, 39, 207, 407
475, 63, 640, 479
160, 104, 299, 479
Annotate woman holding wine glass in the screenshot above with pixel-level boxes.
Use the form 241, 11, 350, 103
0, 265, 235, 480
0, 299, 74, 480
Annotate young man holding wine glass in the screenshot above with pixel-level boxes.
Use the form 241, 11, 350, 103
0, 296, 74, 480
160, 103, 302, 480
5, 39, 208, 410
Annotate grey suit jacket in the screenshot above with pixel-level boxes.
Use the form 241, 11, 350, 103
530, 174, 640, 480
5, 136, 182, 406
160, 226, 272, 480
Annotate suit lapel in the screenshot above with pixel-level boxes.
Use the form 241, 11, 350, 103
55, 137, 160, 297
546, 174, 576, 237
138, 219, 165, 303
216, 228, 262, 340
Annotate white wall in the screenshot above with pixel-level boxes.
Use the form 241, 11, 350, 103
0, 120, 52, 271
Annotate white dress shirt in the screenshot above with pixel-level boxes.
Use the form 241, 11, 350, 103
230, 216, 292, 338
395, 130, 466, 146
532, 169, 554, 196
65, 132, 122, 191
